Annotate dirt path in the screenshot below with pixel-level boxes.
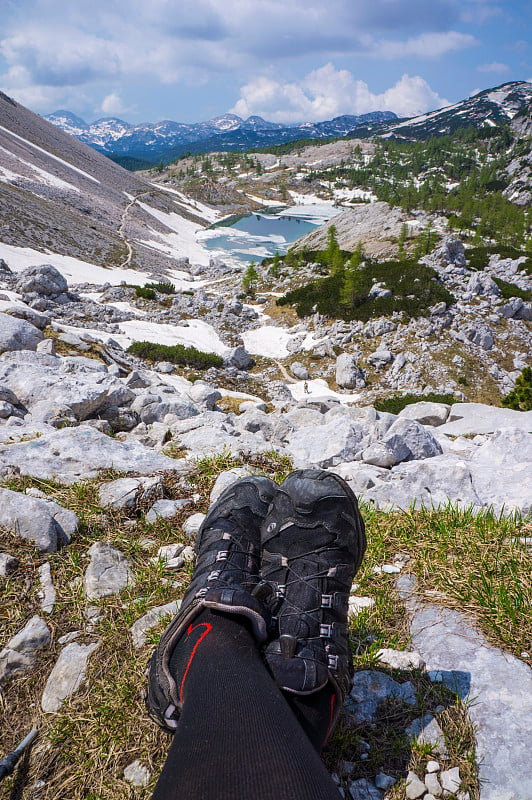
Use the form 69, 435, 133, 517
118, 191, 153, 269
275, 360, 298, 383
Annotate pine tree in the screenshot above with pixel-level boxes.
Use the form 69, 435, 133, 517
242, 263, 259, 296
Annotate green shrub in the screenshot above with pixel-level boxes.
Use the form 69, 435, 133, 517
375, 392, 456, 415
277, 257, 455, 322
492, 277, 532, 301
135, 286, 156, 300
145, 281, 176, 295
502, 367, 532, 411
466, 245, 532, 274
127, 341, 223, 369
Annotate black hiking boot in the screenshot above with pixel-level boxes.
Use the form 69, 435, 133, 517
146, 475, 277, 731
261, 469, 366, 728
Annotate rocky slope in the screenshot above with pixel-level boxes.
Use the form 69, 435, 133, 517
0, 91, 214, 274
0, 262, 530, 800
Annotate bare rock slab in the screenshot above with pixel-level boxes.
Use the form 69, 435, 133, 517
347, 669, 417, 723
0, 615, 50, 685
0, 426, 183, 484
0, 487, 79, 552
398, 575, 532, 800
130, 600, 181, 648
84, 542, 134, 599
41, 641, 99, 712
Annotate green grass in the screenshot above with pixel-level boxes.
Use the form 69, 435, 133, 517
374, 393, 456, 415
277, 257, 455, 322
127, 340, 224, 369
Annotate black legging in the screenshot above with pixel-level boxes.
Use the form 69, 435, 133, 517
151, 610, 340, 800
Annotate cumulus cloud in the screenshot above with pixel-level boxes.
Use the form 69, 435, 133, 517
231, 65, 449, 123
99, 92, 131, 115
477, 61, 510, 73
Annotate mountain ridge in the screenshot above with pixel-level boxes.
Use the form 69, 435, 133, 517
44, 109, 398, 163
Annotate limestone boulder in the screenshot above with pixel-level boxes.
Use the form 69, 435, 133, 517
0, 616, 51, 686
15, 264, 68, 296
335, 353, 366, 389
382, 418, 443, 462
84, 542, 133, 599
0, 426, 182, 484
0, 487, 79, 552
0, 312, 43, 353
398, 402, 451, 427
285, 417, 370, 468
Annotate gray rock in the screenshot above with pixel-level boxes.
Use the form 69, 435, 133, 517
405, 713, 448, 758
183, 513, 205, 538
424, 772, 443, 797
0, 487, 79, 552
0, 312, 43, 353
464, 326, 493, 350
375, 773, 396, 791
36, 338, 56, 355
367, 349, 393, 368
440, 403, 532, 436
98, 476, 164, 511
290, 362, 310, 380
38, 562, 56, 613
225, 345, 253, 370
99, 406, 139, 432
0, 351, 134, 420
123, 760, 151, 787
0, 302, 50, 329
29, 400, 78, 428
398, 402, 450, 427
377, 648, 425, 670
363, 454, 480, 512
361, 441, 399, 468
0, 552, 19, 576
0, 426, 182, 483
155, 361, 174, 373
0, 615, 51, 685
286, 418, 369, 468
130, 600, 181, 648
187, 381, 221, 409
347, 670, 417, 723
348, 778, 383, 800
406, 771, 426, 800
426, 761, 440, 774
331, 462, 389, 493
145, 498, 192, 523
383, 418, 443, 462
468, 428, 532, 514
336, 353, 365, 388
466, 273, 501, 297
398, 575, 532, 800
440, 767, 461, 795
41, 642, 99, 712
15, 264, 68, 296
210, 467, 253, 504
84, 542, 133, 599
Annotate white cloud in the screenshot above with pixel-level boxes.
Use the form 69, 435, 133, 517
477, 61, 510, 73
232, 65, 449, 123
372, 31, 477, 59
100, 92, 129, 115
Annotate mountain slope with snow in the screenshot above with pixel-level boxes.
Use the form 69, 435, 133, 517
0, 91, 218, 276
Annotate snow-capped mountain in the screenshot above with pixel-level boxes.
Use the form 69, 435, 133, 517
44, 109, 397, 163
351, 81, 532, 141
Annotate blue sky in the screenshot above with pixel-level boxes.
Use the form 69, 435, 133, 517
0, 0, 530, 124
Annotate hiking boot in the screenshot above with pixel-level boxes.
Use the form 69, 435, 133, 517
261, 469, 366, 712
146, 475, 277, 731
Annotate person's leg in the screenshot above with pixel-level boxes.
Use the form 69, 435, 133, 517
151, 609, 341, 800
